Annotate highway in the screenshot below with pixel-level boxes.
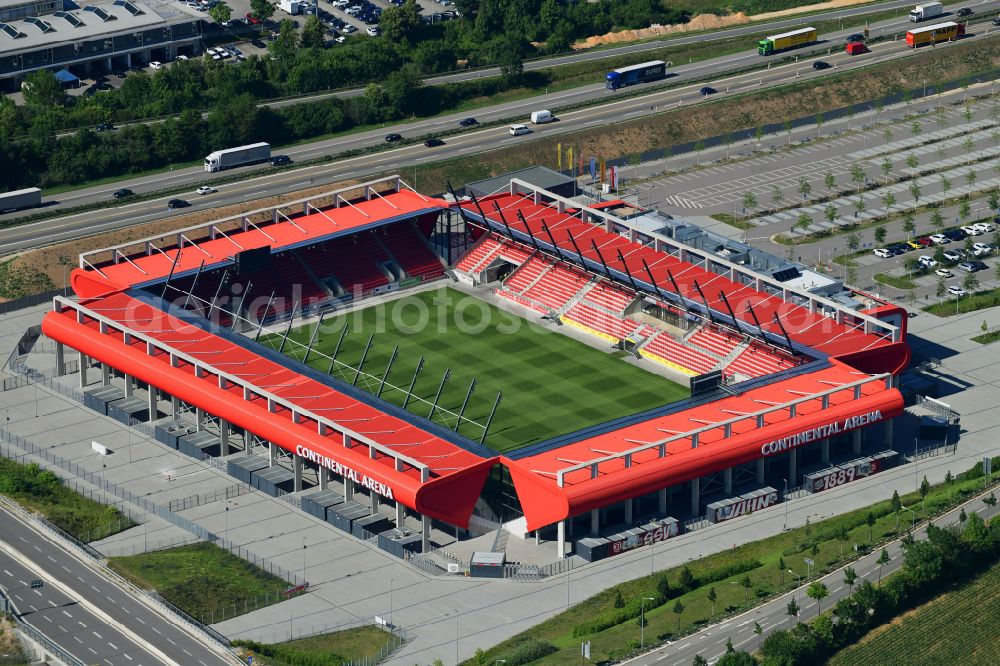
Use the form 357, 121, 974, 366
0, 503, 237, 666
622, 487, 1000, 665
2, 6, 999, 257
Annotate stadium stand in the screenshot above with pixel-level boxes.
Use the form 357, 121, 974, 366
455, 237, 504, 273
639, 332, 718, 376
503, 256, 550, 294
300, 233, 390, 294
688, 327, 742, 358
723, 344, 791, 379
377, 225, 445, 280
562, 303, 642, 343
523, 263, 591, 310
582, 281, 635, 314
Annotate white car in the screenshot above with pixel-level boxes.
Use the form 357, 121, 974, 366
973, 242, 994, 256
935, 268, 953, 278
873, 248, 892, 258
196, 186, 217, 195
366, 26, 380, 36
928, 234, 949, 244
960, 225, 982, 236
972, 221, 995, 233
918, 255, 938, 268
943, 249, 963, 262
334, 35, 346, 43
149, 61, 163, 70
948, 285, 967, 297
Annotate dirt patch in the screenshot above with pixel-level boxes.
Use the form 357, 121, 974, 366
0, 614, 26, 661
572, 0, 878, 50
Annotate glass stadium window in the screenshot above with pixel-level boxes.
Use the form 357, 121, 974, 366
24, 17, 54, 33
113, 0, 144, 16
53, 11, 84, 28
84, 6, 117, 21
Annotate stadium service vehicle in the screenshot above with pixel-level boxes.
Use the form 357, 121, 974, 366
604, 60, 669, 90
906, 21, 964, 47
909, 2, 943, 21
758, 27, 817, 55
204, 142, 271, 172
530, 110, 554, 124
0, 187, 42, 213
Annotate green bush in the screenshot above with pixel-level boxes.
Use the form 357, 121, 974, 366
493, 638, 557, 666
231, 639, 345, 666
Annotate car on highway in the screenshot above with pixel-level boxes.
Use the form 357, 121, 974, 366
113, 188, 134, 199
424, 137, 445, 147
196, 186, 217, 195
270, 155, 292, 166
918, 255, 938, 268
149, 61, 163, 70
95, 122, 115, 132
812, 60, 831, 70
699, 86, 717, 96
973, 242, 994, 256
956, 7, 973, 16
943, 249, 964, 262
905, 240, 923, 250
509, 124, 532, 136
948, 285, 967, 296
873, 248, 892, 258
929, 233, 950, 244
384, 133, 402, 142
993, 16, 1000, 26
935, 268, 954, 278
845, 33, 865, 43
961, 225, 983, 236
167, 198, 190, 209
459, 117, 478, 127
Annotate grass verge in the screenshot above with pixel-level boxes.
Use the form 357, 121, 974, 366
923, 285, 1000, 316
463, 456, 1000, 666
108, 542, 296, 625
233, 626, 399, 666
710, 213, 752, 230
873, 272, 917, 290
972, 329, 1000, 343
268, 287, 689, 452
0, 458, 133, 542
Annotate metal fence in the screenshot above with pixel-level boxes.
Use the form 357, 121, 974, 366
168, 483, 253, 513
236, 620, 409, 664
0, 288, 71, 316
0, 594, 86, 666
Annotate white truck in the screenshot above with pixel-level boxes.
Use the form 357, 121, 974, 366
0, 187, 42, 213
909, 2, 942, 22
278, 0, 300, 14
530, 110, 554, 124
204, 142, 271, 172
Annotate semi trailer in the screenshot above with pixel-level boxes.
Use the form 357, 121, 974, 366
204, 142, 271, 172
758, 26, 818, 55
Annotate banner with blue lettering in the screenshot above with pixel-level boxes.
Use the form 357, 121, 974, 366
590, 158, 596, 180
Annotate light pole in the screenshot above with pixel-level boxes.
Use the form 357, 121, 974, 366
787, 568, 802, 598
914, 436, 919, 491
901, 505, 917, 531
640, 597, 655, 649
389, 576, 400, 628
783, 478, 789, 530
302, 537, 307, 585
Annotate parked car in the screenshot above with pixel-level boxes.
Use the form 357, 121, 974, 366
905, 240, 923, 250
918, 255, 938, 268
972, 221, 995, 233
929, 234, 949, 244
113, 188, 133, 199
251, 38, 267, 48
873, 248, 892, 258
366, 26, 380, 36
424, 137, 445, 147
993, 16, 1000, 26
887, 244, 909, 255
943, 249, 963, 262
459, 117, 478, 127
95, 122, 115, 132
699, 86, 717, 95
972, 242, 994, 256
196, 186, 216, 195
916, 237, 934, 247
944, 229, 966, 241
167, 198, 190, 209
935, 268, 954, 278
384, 133, 402, 142
812, 60, 831, 70
957, 261, 978, 272
948, 285, 967, 297
149, 61, 163, 70
960, 225, 983, 236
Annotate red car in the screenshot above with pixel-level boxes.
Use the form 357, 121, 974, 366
245, 12, 262, 24
917, 237, 933, 247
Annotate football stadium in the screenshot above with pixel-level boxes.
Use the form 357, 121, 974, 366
42, 174, 911, 566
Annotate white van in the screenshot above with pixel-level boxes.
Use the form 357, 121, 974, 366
530, 110, 554, 124
509, 124, 532, 136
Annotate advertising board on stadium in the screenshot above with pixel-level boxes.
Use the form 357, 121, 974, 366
760, 410, 883, 456
711, 490, 779, 523
295, 445, 394, 499
609, 520, 679, 554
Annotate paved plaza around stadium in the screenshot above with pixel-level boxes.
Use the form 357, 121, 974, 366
1, 293, 999, 664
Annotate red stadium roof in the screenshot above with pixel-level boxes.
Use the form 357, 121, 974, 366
72, 188, 447, 299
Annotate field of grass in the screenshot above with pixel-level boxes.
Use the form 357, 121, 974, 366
234, 626, 399, 666
464, 459, 999, 666
827, 557, 1000, 666
0, 458, 133, 542
874, 273, 917, 290
270, 287, 688, 452
108, 542, 294, 625
972, 329, 1000, 344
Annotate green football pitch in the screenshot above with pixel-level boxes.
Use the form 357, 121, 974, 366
268, 287, 689, 453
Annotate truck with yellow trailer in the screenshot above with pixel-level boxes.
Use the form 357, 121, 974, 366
758, 27, 818, 55
905, 21, 964, 47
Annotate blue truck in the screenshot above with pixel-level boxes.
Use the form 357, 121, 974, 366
605, 60, 669, 90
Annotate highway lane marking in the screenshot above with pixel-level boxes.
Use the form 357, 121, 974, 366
47, 555, 56, 562
135, 617, 145, 624
182, 648, 192, 656
73, 636, 83, 644
109, 642, 118, 650
62, 565, 71, 573
151, 627, 161, 634
62, 610, 72, 618
1, 569, 10, 576
88, 647, 97, 655
93, 631, 102, 638
123, 654, 133, 661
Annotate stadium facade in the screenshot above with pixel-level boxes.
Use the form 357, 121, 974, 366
42, 175, 910, 562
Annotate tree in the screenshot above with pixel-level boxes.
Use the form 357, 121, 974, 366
883, 126, 894, 145
866, 510, 876, 542
784, 120, 793, 145
909, 181, 921, 207
797, 211, 812, 232
959, 507, 967, 523
209, 1, 232, 25
877, 548, 890, 583
614, 590, 625, 608
379, 0, 421, 45
882, 192, 896, 211
850, 164, 866, 193
694, 141, 705, 163
679, 566, 695, 591
824, 171, 836, 193
920, 475, 931, 502
984, 492, 997, 508
963, 271, 979, 293
741, 191, 758, 217
797, 176, 811, 202
299, 15, 326, 49
902, 211, 916, 238
959, 200, 971, 223
906, 154, 919, 171
824, 204, 837, 225
707, 587, 717, 617
881, 156, 893, 183
939, 174, 951, 198
945, 470, 954, 484
966, 169, 977, 190
656, 574, 671, 600
692, 656, 709, 666
21, 70, 66, 108
847, 233, 861, 251
855, 196, 866, 215
930, 209, 945, 229
778, 556, 786, 585
740, 575, 752, 604
786, 597, 800, 618
754, 622, 762, 636
771, 185, 784, 208
814, 112, 824, 138
911, 119, 922, 137
672, 599, 685, 631
806, 582, 828, 616
250, 0, 274, 21
843, 566, 857, 595
725, 637, 734, 654
874, 225, 887, 244
268, 19, 299, 69
891, 489, 902, 515
963, 104, 974, 122
498, 35, 526, 84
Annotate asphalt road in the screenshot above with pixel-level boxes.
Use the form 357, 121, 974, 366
5, 10, 1000, 257
622, 486, 1000, 666
0, 504, 236, 666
